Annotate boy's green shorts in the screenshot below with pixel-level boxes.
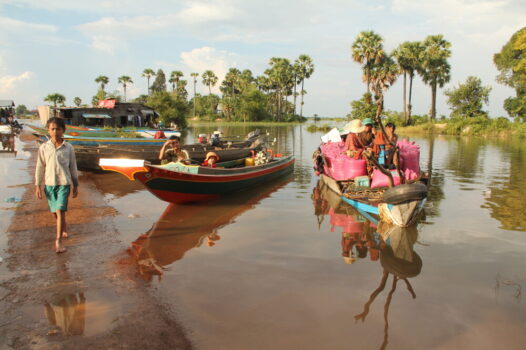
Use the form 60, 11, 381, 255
44, 185, 71, 212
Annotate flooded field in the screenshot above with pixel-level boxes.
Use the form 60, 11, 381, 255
2, 124, 526, 349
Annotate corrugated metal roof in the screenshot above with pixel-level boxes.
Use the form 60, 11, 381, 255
82, 114, 112, 119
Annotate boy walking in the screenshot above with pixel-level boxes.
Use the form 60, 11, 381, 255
35, 117, 78, 253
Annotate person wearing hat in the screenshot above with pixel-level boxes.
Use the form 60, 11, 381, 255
359, 118, 375, 148
343, 119, 366, 159
202, 151, 219, 167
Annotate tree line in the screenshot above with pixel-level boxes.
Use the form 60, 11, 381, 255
43, 55, 315, 129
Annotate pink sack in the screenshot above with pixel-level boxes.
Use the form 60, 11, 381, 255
398, 139, 420, 174
370, 168, 401, 188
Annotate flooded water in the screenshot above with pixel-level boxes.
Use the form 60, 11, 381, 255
3, 123, 526, 349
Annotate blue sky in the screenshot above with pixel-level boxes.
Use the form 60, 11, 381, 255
0, 0, 524, 118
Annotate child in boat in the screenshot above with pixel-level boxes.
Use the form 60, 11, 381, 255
202, 152, 219, 167
35, 117, 78, 253
159, 135, 190, 165
343, 119, 366, 159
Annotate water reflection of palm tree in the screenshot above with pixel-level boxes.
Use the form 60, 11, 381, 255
130, 176, 292, 280
354, 223, 422, 350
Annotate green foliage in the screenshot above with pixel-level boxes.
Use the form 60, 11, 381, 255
445, 76, 492, 118
351, 30, 385, 91
15, 104, 29, 116
503, 96, 526, 122
349, 93, 376, 120
73, 97, 82, 107
94, 75, 109, 92
44, 93, 66, 107
202, 70, 219, 95
306, 124, 332, 133
494, 27, 526, 120
151, 69, 166, 93
146, 91, 189, 129
134, 94, 149, 104
190, 94, 220, 120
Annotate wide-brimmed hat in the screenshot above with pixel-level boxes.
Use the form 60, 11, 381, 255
362, 118, 373, 126
341, 119, 366, 135
205, 151, 220, 161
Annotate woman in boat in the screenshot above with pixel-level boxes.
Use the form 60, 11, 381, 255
343, 119, 367, 160
384, 122, 398, 167
158, 135, 189, 165
358, 118, 375, 148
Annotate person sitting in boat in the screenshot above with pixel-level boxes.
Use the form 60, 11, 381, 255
358, 118, 375, 148
202, 152, 219, 168
343, 119, 366, 160
383, 122, 398, 167
159, 135, 189, 165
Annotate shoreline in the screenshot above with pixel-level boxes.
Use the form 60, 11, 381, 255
0, 132, 191, 349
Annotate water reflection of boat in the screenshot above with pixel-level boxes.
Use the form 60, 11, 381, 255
130, 176, 292, 280
313, 180, 422, 349
0, 125, 16, 155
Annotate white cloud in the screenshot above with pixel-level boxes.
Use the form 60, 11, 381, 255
180, 47, 240, 94
176, 1, 241, 24
0, 71, 32, 94
0, 16, 58, 33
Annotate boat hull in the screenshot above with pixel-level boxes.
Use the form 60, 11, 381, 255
101, 156, 295, 204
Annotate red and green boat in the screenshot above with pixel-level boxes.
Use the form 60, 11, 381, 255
99, 155, 295, 204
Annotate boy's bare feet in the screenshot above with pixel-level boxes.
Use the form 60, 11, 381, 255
61, 232, 68, 238
55, 240, 66, 254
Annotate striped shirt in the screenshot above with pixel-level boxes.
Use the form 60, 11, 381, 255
35, 140, 79, 187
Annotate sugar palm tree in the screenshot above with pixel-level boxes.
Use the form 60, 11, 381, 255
369, 54, 400, 118
190, 72, 199, 117
419, 35, 452, 120
44, 93, 66, 108
393, 41, 423, 124
202, 70, 218, 95
169, 70, 184, 94
295, 54, 315, 118
94, 75, 109, 92
118, 76, 133, 102
73, 97, 82, 107
142, 68, 155, 95
352, 31, 385, 93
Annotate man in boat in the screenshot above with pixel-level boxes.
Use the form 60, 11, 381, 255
358, 118, 375, 149
373, 122, 398, 167
343, 119, 366, 159
158, 135, 190, 165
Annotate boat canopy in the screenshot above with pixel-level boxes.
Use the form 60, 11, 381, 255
141, 109, 154, 115
82, 113, 112, 119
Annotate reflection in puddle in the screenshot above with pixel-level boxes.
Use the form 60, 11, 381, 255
130, 176, 293, 281
44, 293, 86, 335
313, 181, 423, 350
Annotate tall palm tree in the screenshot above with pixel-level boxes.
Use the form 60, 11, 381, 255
73, 97, 82, 107
190, 72, 199, 117
369, 54, 399, 117
295, 54, 315, 118
142, 68, 156, 95
351, 31, 385, 93
169, 70, 184, 94
94, 75, 109, 92
393, 41, 423, 124
419, 35, 452, 120
118, 76, 133, 102
202, 70, 218, 95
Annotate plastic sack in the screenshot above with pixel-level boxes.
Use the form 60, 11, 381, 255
321, 128, 342, 143
370, 168, 401, 188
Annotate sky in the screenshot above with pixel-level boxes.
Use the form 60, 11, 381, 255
0, 0, 524, 118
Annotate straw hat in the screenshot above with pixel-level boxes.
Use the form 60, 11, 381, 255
205, 151, 220, 161
341, 119, 366, 135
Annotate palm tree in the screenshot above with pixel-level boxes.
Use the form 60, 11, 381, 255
94, 75, 109, 92
169, 70, 184, 94
118, 76, 133, 102
202, 70, 218, 95
352, 31, 385, 93
393, 41, 423, 124
419, 35, 452, 120
73, 97, 82, 107
295, 54, 315, 118
190, 72, 199, 117
44, 93, 66, 117
142, 69, 156, 95
369, 54, 399, 118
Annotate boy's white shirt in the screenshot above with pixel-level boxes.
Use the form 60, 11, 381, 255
35, 140, 79, 187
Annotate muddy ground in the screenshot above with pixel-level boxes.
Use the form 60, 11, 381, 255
0, 133, 192, 350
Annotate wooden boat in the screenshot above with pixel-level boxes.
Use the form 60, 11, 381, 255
99, 154, 295, 203
313, 137, 427, 227
28, 125, 181, 139
129, 177, 292, 279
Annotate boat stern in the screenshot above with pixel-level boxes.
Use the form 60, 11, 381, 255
99, 158, 148, 180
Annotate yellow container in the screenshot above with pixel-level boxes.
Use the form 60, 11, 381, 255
245, 157, 255, 166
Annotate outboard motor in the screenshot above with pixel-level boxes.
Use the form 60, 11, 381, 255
198, 134, 207, 144
210, 131, 221, 147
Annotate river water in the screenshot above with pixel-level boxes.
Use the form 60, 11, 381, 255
5, 124, 526, 349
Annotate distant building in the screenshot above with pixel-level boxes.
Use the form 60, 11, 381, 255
56, 100, 159, 127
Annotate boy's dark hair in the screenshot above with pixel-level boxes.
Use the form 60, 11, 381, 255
169, 135, 180, 141
46, 117, 66, 130
385, 122, 396, 131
